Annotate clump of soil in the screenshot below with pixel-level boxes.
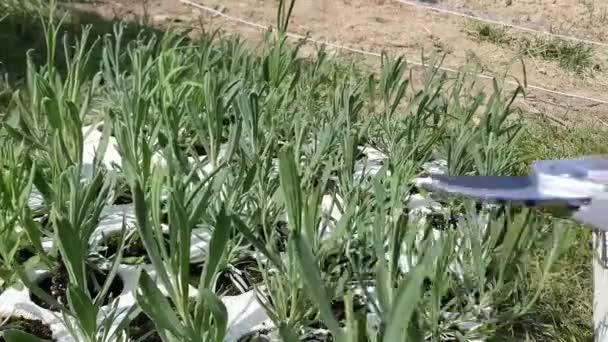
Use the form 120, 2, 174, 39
112, 188, 133, 205
0, 316, 54, 341
30, 261, 124, 311
103, 232, 171, 264
128, 312, 161, 342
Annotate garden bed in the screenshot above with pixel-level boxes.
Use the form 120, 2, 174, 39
0, 1, 577, 340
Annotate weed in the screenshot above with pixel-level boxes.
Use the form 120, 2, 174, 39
465, 21, 595, 74
519, 38, 594, 74
465, 21, 511, 46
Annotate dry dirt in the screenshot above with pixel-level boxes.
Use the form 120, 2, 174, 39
67, 0, 608, 126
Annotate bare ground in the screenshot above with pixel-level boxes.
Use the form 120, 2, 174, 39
66, 0, 608, 126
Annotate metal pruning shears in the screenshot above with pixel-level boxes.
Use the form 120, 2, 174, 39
417, 156, 608, 265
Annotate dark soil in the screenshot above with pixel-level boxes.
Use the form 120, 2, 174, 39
189, 262, 204, 286
128, 299, 184, 342
30, 261, 124, 310
128, 312, 161, 342
183, 142, 208, 158
14, 248, 36, 264
215, 257, 264, 296
427, 211, 459, 230
274, 221, 289, 253
37, 214, 51, 231
0, 316, 54, 341
103, 232, 171, 264
188, 256, 264, 296
112, 188, 133, 205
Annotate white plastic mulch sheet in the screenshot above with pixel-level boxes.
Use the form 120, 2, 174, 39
0, 265, 273, 342
0, 122, 273, 341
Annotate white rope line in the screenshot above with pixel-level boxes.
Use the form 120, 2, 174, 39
396, 0, 608, 48
181, 0, 608, 106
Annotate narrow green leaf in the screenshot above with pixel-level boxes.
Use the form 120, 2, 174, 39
135, 271, 185, 338
292, 234, 342, 336
133, 181, 173, 297
232, 215, 285, 272
2, 329, 45, 342
200, 206, 232, 289
278, 146, 302, 233
197, 289, 228, 340
67, 286, 98, 338
384, 244, 437, 342
53, 214, 86, 289
95, 222, 127, 306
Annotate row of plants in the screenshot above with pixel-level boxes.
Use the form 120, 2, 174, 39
0, 1, 576, 341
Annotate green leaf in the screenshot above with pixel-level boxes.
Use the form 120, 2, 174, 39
95, 222, 127, 306
200, 206, 232, 289
135, 271, 185, 338
278, 145, 302, 233
19, 207, 49, 265
292, 233, 342, 337
384, 243, 438, 342
277, 322, 300, 342
2, 329, 46, 342
133, 181, 173, 298
31, 166, 53, 204
93, 120, 112, 171
53, 213, 86, 289
196, 289, 228, 340
232, 215, 285, 273
67, 286, 98, 338
168, 189, 191, 308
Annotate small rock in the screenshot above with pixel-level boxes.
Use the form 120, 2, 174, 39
505, 0, 512, 6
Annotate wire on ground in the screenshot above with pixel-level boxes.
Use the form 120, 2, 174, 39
180, 0, 608, 107
395, 0, 608, 48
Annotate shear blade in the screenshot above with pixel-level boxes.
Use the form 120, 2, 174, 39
423, 174, 591, 207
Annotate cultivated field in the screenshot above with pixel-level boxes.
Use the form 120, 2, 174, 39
1, 0, 607, 341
